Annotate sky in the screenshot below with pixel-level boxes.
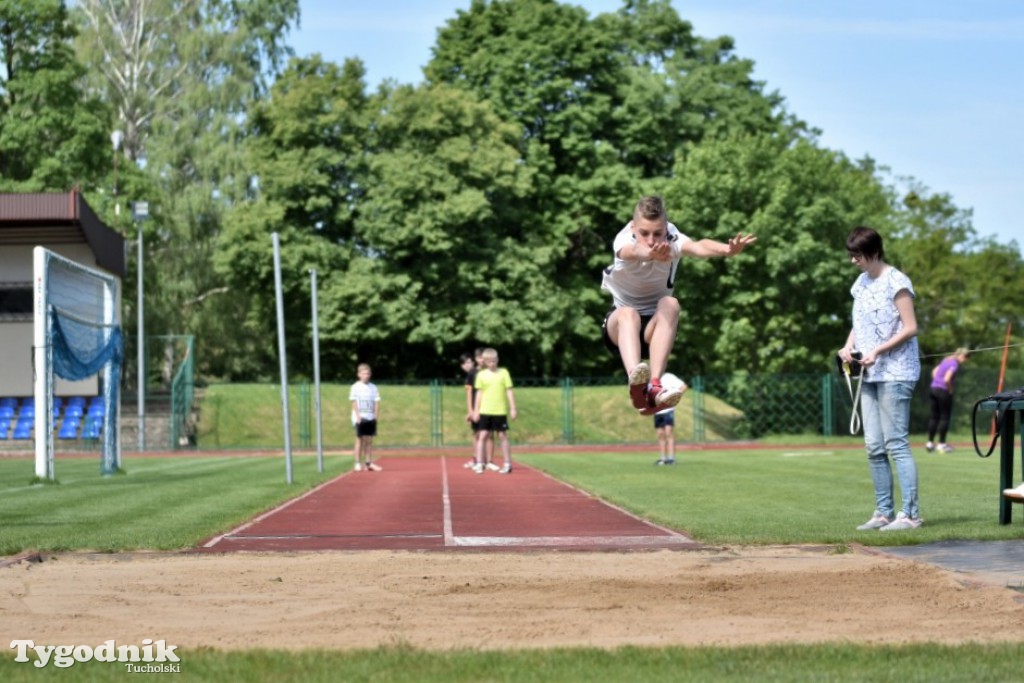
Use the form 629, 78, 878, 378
287, 0, 1024, 252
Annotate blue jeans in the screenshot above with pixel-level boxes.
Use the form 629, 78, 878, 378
860, 380, 919, 519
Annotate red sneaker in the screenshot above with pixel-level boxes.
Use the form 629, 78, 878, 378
627, 362, 650, 410
648, 381, 683, 411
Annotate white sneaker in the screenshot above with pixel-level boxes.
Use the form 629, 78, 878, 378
925, 441, 935, 452
472, 463, 484, 474
879, 511, 922, 531
937, 443, 954, 453
486, 462, 501, 472
366, 462, 382, 472
463, 459, 476, 469
855, 512, 891, 530
651, 384, 684, 410
1003, 482, 1024, 497
353, 462, 364, 472
499, 463, 512, 474
628, 362, 651, 409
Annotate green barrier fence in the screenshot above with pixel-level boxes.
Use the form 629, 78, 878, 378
192, 367, 1024, 450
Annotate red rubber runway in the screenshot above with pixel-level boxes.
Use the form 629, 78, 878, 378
198, 456, 698, 552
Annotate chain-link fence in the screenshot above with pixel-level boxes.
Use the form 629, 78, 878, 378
192, 367, 1024, 450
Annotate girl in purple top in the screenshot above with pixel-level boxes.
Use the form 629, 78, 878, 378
926, 348, 969, 453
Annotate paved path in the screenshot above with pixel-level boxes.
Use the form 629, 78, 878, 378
880, 540, 1024, 589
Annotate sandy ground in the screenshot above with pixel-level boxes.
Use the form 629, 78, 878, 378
3, 545, 1024, 651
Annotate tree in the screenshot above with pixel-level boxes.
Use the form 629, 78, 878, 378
0, 0, 109, 190
423, 0, 796, 373
339, 82, 543, 376
216, 56, 371, 379
887, 182, 1024, 364
666, 134, 892, 375
218, 56, 548, 379
73, 0, 300, 381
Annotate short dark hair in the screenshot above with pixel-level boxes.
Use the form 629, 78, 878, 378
459, 352, 473, 364
846, 226, 884, 261
634, 195, 667, 223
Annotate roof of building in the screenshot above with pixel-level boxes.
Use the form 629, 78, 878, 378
0, 192, 125, 277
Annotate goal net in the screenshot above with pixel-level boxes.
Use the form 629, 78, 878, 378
33, 247, 123, 479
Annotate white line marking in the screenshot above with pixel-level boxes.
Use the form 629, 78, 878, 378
201, 473, 347, 548
441, 455, 454, 546
453, 535, 696, 547
780, 451, 836, 457
223, 533, 443, 541
531, 467, 692, 540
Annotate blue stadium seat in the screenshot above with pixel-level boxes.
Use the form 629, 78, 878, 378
58, 417, 80, 440
82, 417, 102, 440
13, 418, 32, 440
21, 396, 34, 406
0, 418, 10, 439
0, 397, 16, 409
19, 404, 35, 419
64, 404, 84, 419
0, 405, 13, 419
66, 396, 86, 409
87, 403, 105, 418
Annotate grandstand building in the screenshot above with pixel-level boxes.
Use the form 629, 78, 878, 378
0, 192, 124, 399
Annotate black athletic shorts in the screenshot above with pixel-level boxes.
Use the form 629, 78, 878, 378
654, 411, 675, 429
602, 308, 653, 359
478, 414, 509, 433
355, 419, 377, 437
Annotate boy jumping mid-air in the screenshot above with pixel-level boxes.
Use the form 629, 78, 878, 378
601, 195, 756, 415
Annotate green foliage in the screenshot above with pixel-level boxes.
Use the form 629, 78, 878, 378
667, 135, 890, 374
423, 0, 796, 376
343, 83, 545, 372
43, 0, 1024, 386
888, 181, 1024, 361
0, 0, 110, 190
72, 0, 302, 383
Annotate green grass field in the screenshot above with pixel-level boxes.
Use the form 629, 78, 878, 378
1, 444, 1022, 681
0, 455, 335, 555
3, 643, 1024, 682
517, 444, 1024, 546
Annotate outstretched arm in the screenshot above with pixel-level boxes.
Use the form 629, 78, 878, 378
617, 240, 676, 262
681, 233, 757, 258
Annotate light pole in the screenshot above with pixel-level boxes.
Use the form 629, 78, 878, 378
111, 131, 123, 216
132, 201, 149, 451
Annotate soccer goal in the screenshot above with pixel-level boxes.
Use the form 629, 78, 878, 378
33, 247, 123, 480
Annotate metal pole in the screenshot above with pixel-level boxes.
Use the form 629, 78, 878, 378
272, 233, 294, 483
111, 131, 122, 217
137, 219, 144, 451
32, 248, 51, 479
310, 270, 324, 472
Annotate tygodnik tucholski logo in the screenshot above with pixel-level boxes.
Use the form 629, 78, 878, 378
10, 639, 181, 672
